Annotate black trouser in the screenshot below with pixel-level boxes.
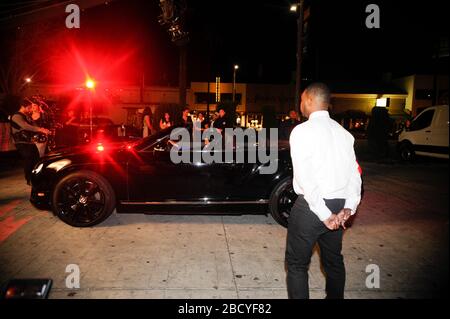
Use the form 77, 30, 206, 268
286, 195, 346, 299
15, 143, 40, 184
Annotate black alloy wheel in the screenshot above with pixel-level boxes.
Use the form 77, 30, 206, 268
52, 170, 115, 227
269, 177, 297, 228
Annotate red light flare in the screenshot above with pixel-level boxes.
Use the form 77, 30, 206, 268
125, 142, 145, 165
90, 140, 127, 179
48, 39, 137, 115
85, 79, 96, 89
51, 40, 136, 88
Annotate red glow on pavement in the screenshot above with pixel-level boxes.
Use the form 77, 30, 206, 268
0, 216, 33, 243
0, 199, 33, 243
0, 199, 22, 218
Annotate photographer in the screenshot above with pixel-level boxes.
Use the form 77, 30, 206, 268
10, 98, 50, 185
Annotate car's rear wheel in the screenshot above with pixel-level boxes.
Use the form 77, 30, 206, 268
269, 177, 297, 228
400, 142, 415, 161
52, 170, 116, 227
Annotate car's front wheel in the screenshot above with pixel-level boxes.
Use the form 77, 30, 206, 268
52, 170, 116, 227
269, 177, 297, 228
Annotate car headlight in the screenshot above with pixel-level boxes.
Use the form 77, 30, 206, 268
47, 159, 71, 172
32, 163, 44, 175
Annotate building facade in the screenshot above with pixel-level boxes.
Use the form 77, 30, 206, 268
22, 76, 445, 128
393, 74, 449, 116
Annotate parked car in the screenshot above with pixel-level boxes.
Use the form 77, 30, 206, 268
77, 117, 141, 141
30, 126, 296, 228
55, 117, 141, 149
398, 105, 449, 160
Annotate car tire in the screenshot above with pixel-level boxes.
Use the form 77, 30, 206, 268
399, 142, 415, 161
52, 170, 116, 227
268, 177, 297, 228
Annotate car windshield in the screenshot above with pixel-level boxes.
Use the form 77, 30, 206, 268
133, 125, 183, 151
133, 125, 288, 152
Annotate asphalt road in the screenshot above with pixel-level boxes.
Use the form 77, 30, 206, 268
0, 152, 448, 299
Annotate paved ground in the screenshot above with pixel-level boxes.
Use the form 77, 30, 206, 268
0, 148, 448, 299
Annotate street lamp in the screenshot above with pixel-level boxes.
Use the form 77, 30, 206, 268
85, 78, 96, 141
25, 77, 32, 83
233, 64, 239, 103
291, 1, 304, 116
85, 79, 95, 89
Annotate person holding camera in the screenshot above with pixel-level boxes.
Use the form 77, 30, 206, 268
9, 98, 50, 185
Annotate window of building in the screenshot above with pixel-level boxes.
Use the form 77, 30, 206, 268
195, 93, 242, 104
220, 93, 242, 103
410, 109, 434, 131
194, 93, 216, 104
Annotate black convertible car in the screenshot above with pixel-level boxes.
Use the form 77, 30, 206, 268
30, 126, 296, 227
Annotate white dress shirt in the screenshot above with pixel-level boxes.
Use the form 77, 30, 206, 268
289, 110, 362, 221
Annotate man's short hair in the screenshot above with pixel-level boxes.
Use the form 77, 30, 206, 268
20, 97, 33, 109
304, 82, 331, 105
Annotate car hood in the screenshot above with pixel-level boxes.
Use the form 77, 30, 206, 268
42, 141, 131, 162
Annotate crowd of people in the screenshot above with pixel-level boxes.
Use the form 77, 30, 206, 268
137, 105, 303, 140
139, 106, 230, 138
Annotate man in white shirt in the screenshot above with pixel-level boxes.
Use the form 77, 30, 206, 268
287, 83, 362, 299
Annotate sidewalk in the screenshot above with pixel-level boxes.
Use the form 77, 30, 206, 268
0, 154, 448, 299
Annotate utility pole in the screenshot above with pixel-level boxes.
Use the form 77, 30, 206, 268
207, 60, 211, 119
140, 71, 145, 104
178, 45, 187, 107
294, 0, 304, 115
233, 65, 239, 103
432, 37, 440, 106
157, 0, 189, 107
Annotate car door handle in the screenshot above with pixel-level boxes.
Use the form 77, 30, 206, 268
425, 130, 431, 133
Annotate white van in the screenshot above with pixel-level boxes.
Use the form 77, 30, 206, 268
398, 105, 449, 160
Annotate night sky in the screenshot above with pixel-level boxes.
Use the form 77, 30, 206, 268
0, 0, 448, 87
